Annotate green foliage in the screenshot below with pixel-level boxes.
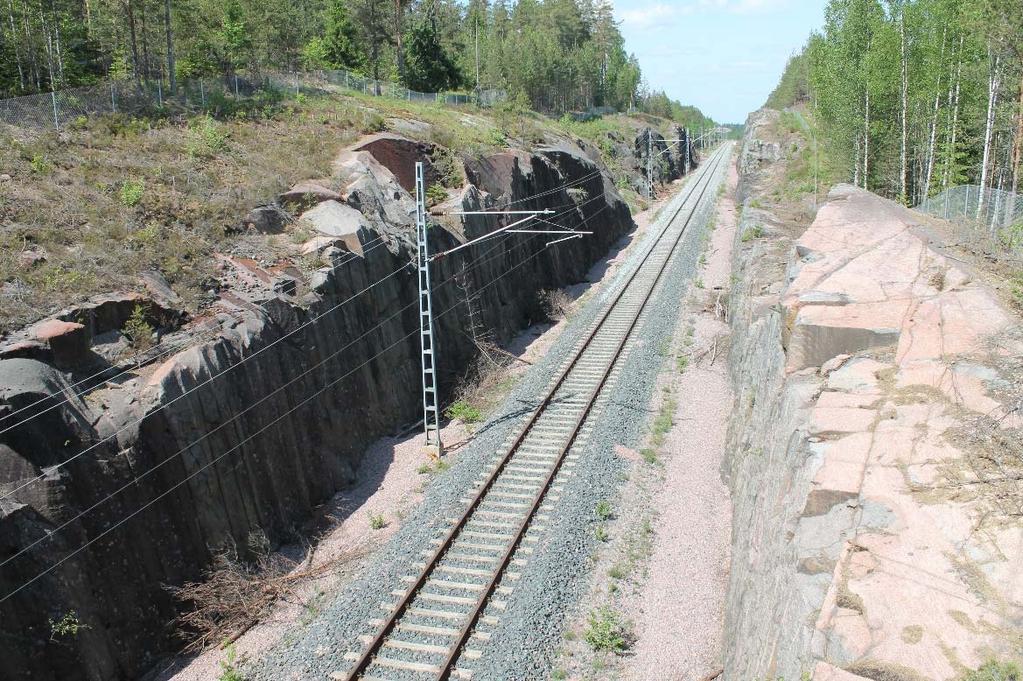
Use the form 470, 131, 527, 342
594, 526, 609, 542
640, 447, 658, 464
124, 304, 155, 351
1009, 272, 1023, 309
49, 611, 86, 640
961, 660, 1022, 681
445, 400, 483, 424
119, 178, 145, 207
676, 354, 690, 373
425, 183, 448, 205
741, 224, 765, 242
368, 513, 387, 530
30, 154, 52, 174
650, 395, 676, 448
321, 0, 365, 70
218, 644, 245, 681
584, 606, 628, 653
766, 49, 811, 109
403, 15, 461, 92
594, 500, 613, 521
187, 115, 230, 158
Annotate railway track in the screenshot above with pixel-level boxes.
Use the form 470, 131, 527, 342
340, 143, 731, 681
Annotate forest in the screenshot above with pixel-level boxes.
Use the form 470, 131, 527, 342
0, 0, 712, 123
767, 0, 1022, 218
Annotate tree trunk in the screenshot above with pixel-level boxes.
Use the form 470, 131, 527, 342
899, 8, 909, 203
1009, 71, 1023, 225
6, 0, 26, 91
978, 48, 1001, 221
140, 0, 151, 81
394, 0, 404, 82
864, 87, 871, 190
124, 0, 141, 85
163, 0, 174, 91
943, 36, 964, 192
924, 27, 947, 201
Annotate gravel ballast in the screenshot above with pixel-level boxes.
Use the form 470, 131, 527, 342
248, 145, 732, 681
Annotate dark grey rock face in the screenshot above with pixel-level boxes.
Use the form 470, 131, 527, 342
0, 134, 635, 681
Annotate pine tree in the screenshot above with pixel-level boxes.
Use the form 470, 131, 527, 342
403, 11, 460, 92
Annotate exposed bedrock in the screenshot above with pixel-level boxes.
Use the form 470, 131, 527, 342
0, 133, 633, 680
723, 111, 1023, 680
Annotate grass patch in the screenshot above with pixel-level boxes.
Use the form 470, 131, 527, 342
594, 500, 613, 521
368, 513, 388, 530
640, 447, 658, 464
594, 526, 610, 542
445, 400, 483, 424
962, 661, 1022, 681
650, 394, 677, 448
218, 644, 245, 681
676, 354, 690, 373
584, 606, 629, 654
741, 224, 765, 242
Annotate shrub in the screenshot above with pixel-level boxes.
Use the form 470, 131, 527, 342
584, 606, 628, 653
187, 115, 230, 158
445, 400, 483, 424
119, 178, 145, 207
30, 154, 52, 174
124, 304, 155, 351
595, 500, 613, 521
594, 526, 609, 542
369, 513, 387, 530
425, 183, 448, 205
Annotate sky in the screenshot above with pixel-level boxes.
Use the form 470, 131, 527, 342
613, 0, 828, 123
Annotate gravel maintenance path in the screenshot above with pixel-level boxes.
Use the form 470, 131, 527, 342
247, 144, 732, 681
623, 157, 739, 681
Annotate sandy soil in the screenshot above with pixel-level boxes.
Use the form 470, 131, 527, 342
622, 162, 738, 681
151, 184, 679, 681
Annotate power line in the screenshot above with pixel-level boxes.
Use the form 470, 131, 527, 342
0, 234, 391, 439
0, 203, 612, 602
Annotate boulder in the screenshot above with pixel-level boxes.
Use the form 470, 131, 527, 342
243, 205, 289, 234
298, 200, 369, 255
352, 133, 439, 192
278, 180, 342, 210
32, 319, 90, 369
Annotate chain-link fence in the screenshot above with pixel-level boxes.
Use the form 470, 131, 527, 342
916, 185, 1023, 253
0, 69, 507, 131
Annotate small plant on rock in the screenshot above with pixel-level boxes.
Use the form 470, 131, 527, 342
124, 304, 155, 351
425, 183, 448, 206
741, 224, 765, 242
594, 500, 613, 521
49, 611, 87, 640
369, 513, 388, 530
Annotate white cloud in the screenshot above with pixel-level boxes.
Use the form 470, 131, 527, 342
619, 4, 679, 29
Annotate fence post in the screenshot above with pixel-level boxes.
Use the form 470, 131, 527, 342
965, 185, 971, 219
110, 83, 117, 113
157, 79, 163, 107
51, 91, 59, 131
200, 79, 206, 108
234, 75, 239, 97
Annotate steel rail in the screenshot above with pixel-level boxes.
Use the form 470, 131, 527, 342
343, 143, 730, 681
